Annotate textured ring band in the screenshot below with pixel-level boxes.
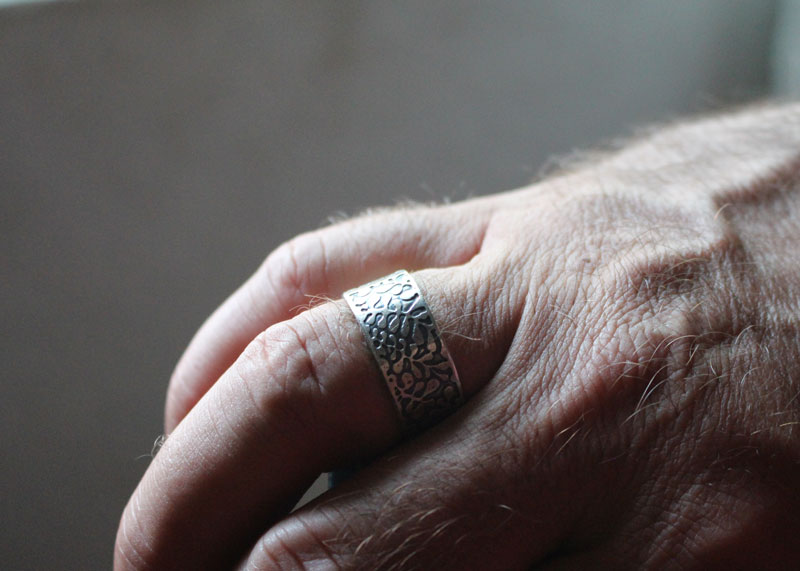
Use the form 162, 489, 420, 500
344, 270, 463, 432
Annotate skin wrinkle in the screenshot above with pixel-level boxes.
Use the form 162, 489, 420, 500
117, 494, 154, 571
454, 431, 527, 510
205, 378, 245, 458
490, 180, 772, 568
612, 279, 734, 392
165, 228, 336, 433
640, 362, 792, 568
528, 208, 764, 560
261, 526, 306, 571
273, 316, 334, 442
251, 304, 363, 453
611, 431, 711, 565
116, 104, 800, 570
285, 236, 321, 312
370, 501, 503, 571
293, 514, 343, 571
345, 202, 491, 270
323, 444, 531, 570
202, 204, 494, 442
237, 327, 309, 440
548, 298, 669, 437
646, 469, 762, 568
556, 125, 792, 564
475, 410, 533, 480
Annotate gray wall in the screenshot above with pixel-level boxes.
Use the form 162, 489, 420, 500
1, 1, 786, 568
775, 0, 800, 95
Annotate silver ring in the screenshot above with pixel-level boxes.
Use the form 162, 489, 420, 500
344, 270, 463, 432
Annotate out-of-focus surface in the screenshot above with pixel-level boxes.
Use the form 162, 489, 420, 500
1, 1, 792, 568
775, 0, 800, 95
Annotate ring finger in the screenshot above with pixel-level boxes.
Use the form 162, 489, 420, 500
115, 262, 519, 570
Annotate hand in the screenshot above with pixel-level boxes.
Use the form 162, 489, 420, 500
115, 103, 800, 569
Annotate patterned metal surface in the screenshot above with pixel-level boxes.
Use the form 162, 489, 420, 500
344, 270, 463, 432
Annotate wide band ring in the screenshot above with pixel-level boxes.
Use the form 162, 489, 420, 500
344, 270, 463, 432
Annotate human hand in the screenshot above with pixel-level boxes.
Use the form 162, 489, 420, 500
115, 103, 800, 569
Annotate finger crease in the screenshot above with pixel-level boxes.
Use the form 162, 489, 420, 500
298, 513, 343, 571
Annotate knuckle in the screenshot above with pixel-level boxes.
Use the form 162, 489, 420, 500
249, 516, 345, 571
234, 310, 332, 433
260, 232, 329, 306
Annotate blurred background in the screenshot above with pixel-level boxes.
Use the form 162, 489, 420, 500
2, 1, 798, 568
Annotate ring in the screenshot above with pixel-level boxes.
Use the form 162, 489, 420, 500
344, 270, 463, 432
